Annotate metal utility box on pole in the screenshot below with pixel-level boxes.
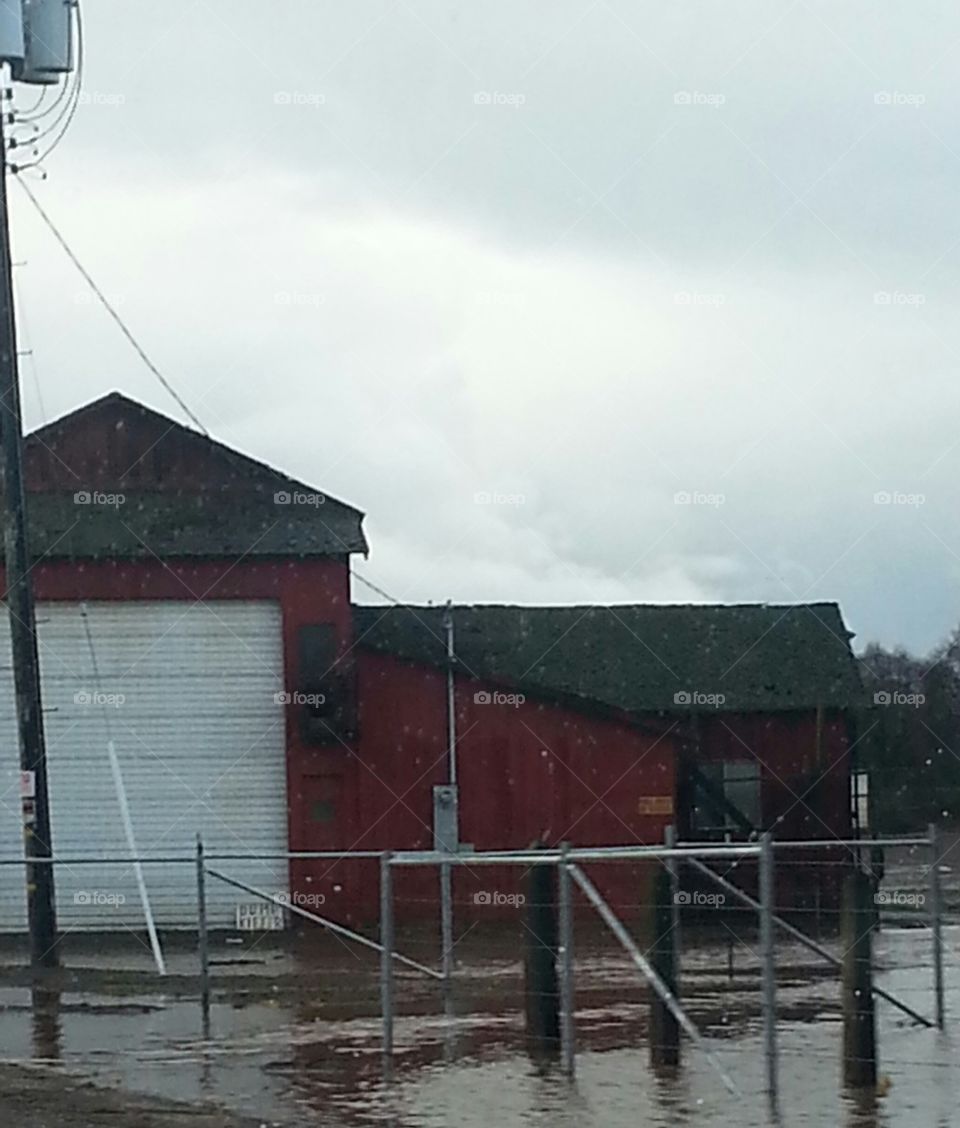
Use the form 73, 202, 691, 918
0, 6, 25, 63
22, 0, 73, 75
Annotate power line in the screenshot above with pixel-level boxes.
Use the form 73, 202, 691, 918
15, 84, 50, 121
14, 175, 209, 437
12, 266, 48, 420
350, 569, 405, 604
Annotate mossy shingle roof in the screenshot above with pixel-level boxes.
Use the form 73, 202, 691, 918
23, 489, 367, 559
354, 602, 863, 714
21, 393, 367, 559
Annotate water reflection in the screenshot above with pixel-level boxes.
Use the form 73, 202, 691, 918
649, 1060, 694, 1123
30, 983, 61, 1061
441, 987, 457, 1063
651, 1061, 692, 1125
843, 1085, 880, 1128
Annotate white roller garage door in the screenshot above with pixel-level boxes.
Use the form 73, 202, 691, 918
0, 600, 289, 931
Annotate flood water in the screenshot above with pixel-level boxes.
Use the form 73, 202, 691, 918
0, 842, 957, 1127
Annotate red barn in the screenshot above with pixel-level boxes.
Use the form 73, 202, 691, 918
0, 391, 366, 931
354, 603, 863, 917
0, 392, 863, 931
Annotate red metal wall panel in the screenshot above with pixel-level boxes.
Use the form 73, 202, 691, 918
309, 651, 680, 925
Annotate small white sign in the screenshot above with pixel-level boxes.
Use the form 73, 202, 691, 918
20, 771, 35, 799
235, 902, 285, 932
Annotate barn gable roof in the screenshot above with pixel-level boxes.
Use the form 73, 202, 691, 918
353, 602, 863, 715
22, 392, 368, 559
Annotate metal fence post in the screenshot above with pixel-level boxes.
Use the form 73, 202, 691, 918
440, 860, 453, 989
558, 842, 575, 1077
759, 832, 778, 1110
380, 851, 395, 1077
196, 833, 209, 1014
928, 823, 944, 1029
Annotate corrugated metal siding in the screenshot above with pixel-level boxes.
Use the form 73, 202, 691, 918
347, 650, 679, 924
0, 601, 289, 931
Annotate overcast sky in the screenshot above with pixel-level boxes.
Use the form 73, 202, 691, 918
9, 1, 960, 655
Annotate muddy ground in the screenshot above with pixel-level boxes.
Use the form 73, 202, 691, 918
0, 1063, 266, 1128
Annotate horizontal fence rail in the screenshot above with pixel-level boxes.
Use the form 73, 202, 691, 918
0, 849, 389, 866
1, 836, 929, 868
674, 836, 933, 850
389, 844, 763, 866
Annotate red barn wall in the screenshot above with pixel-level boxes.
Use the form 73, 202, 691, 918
294, 651, 679, 926
25, 401, 264, 491
2, 551, 852, 922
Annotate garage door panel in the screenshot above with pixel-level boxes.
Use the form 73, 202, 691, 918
0, 601, 288, 931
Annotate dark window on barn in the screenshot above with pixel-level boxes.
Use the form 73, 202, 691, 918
692, 760, 761, 831
299, 623, 335, 689
295, 623, 358, 746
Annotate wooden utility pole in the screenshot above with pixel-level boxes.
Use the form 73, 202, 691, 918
650, 864, 680, 1066
524, 858, 560, 1054
0, 90, 58, 967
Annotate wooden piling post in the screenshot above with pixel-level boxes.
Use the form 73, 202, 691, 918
842, 869, 877, 1089
524, 859, 560, 1053
650, 864, 680, 1066
664, 825, 681, 964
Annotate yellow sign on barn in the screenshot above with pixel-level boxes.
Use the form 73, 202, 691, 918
637, 795, 674, 816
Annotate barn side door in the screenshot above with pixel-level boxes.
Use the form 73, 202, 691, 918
302, 771, 344, 851
291, 769, 359, 921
